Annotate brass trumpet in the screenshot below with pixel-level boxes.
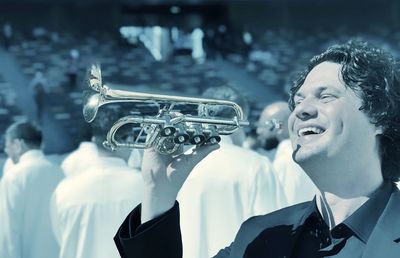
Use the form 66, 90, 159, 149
83, 64, 249, 154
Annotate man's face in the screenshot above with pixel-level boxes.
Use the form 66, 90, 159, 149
288, 62, 381, 165
256, 110, 283, 150
256, 117, 278, 146
4, 136, 20, 163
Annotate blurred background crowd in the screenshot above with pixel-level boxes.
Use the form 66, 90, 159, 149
1, 0, 399, 161
0, 0, 400, 258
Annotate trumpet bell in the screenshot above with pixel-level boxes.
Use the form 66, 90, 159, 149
83, 90, 101, 123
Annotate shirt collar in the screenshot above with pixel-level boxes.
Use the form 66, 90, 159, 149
340, 180, 393, 243
296, 181, 393, 243
19, 149, 44, 163
295, 196, 319, 230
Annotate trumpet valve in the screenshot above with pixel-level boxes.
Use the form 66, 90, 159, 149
159, 114, 176, 137
191, 135, 205, 144
173, 125, 190, 144
204, 125, 221, 145
160, 125, 176, 137
206, 135, 221, 145
174, 135, 187, 144
188, 124, 205, 145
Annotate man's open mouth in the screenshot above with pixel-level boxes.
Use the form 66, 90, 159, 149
297, 126, 325, 137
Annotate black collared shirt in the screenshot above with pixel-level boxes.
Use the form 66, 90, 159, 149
292, 181, 393, 258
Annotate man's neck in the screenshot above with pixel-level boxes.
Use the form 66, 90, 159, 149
316, 191, 368, 229
305, 156, 384, 228
314, 173, 383, 229
16, 148, 41, 164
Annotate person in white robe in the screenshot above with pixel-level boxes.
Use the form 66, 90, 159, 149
1, 157, 14, 179
50, 106, 144, 258
273, 139, 318, 205
61, 141, 98, 177
61, 124, 98, 177
0, 121, 64, 258
177, 86, 287, 258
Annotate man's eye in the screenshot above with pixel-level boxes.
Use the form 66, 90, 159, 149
320, 94, 335, 102
294, 99, 303, 106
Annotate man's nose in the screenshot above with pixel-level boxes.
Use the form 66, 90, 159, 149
294, 99, 317, 120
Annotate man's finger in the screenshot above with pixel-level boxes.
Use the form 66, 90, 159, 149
174, 144, 220, 171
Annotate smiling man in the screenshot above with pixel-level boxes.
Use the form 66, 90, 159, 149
114, 40, 400, 258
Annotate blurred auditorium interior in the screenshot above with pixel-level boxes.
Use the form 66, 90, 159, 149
0, 0, 399, 169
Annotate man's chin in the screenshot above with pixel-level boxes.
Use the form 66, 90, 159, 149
292, 145, 323, 165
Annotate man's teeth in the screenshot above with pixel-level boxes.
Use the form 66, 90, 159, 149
298, 127, 324, 136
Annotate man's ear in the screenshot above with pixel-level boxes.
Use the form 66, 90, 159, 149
375, 125, 384, 136
14, 139, 26, 153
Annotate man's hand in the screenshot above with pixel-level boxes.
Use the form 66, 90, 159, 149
141, 144, 219, 223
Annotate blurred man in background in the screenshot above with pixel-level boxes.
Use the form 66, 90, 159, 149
176, 85, 286, 258
0, 121, 64, 258
29, 71, 47, 124
255, 101, 317, 206
61, 123, 98, 177
254, 101, 290, 160
51, 106, 144, 258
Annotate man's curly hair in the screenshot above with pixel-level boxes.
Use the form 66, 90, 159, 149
288, 40, 400, 182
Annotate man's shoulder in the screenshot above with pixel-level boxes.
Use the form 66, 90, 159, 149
191, 143, 273, 180
241, 201, 311, 230
227, 201, 311, 256
29, 158, 64, 177
54, 166, 143, 202
6, 157, 59, 179
55, 166, 98, 191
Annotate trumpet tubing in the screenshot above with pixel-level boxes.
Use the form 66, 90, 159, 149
83, 64, 249, 154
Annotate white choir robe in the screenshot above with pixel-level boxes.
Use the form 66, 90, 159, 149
272, 139, 318, 205
0, 150, 64, 258
177, 139, 287, 258
61, 141, 98, 177
50, 157, 144, 258
1, 157, 14, 179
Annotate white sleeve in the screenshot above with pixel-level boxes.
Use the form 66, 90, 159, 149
60, 156, 71, 176
0, 176, 24, 258
49, 191, 62, 245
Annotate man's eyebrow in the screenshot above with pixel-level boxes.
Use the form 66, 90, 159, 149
318, 86, 342, 94
316, 86, 329, 94
295, 86, 338, 98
